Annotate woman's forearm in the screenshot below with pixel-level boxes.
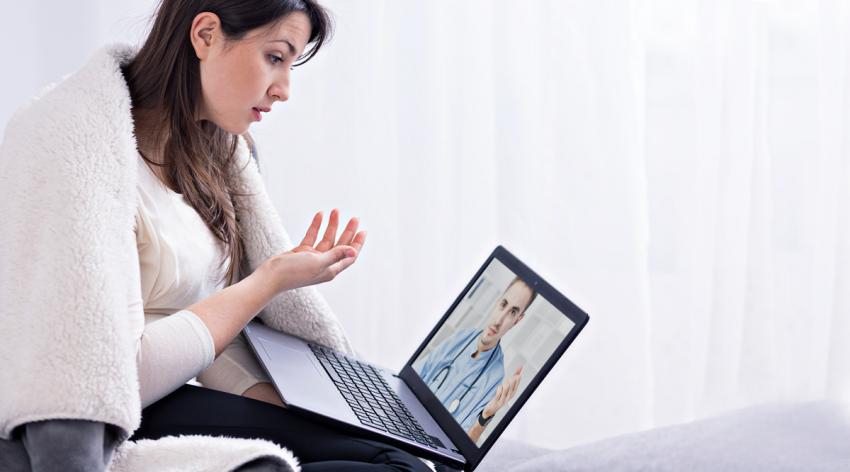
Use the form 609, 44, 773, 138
186, 241, 360, 357
185, 263, 282, 356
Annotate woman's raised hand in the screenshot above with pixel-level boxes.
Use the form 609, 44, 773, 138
263, 209, 367, 292
292, 208, 365, 254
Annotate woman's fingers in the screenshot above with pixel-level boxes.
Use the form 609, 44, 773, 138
350, 230, 367, 253
299, 211, 323, 248
321, 244, 356, 263
316, 209, 340, 252
299, 210, 365, 256
337, 217, 360, 247
324, 245, 358, 278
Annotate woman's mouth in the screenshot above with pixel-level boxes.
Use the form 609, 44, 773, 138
251, 107, 262, 122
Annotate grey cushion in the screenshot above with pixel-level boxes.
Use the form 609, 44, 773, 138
476, 401, 850, 471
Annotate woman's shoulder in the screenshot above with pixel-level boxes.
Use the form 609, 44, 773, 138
2, 44, 139, 192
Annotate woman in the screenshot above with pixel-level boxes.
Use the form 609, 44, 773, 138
0, 0, 436, 471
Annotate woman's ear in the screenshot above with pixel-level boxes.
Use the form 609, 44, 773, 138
189, 12, 221, 61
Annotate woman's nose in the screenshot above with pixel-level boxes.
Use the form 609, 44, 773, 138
269, 78, 290, 103
270, 87, 289, 103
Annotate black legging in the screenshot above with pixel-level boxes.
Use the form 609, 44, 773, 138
131, 384, 433, 472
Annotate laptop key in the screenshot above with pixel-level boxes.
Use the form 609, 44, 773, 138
308, 343, 437, 449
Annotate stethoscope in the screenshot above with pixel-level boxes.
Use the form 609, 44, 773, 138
430, 329, 498, 415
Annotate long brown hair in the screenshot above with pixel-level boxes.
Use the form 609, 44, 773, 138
122, 0, 332, 287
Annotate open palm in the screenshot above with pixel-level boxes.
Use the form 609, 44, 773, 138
291, 208, 366, 255
264, 209, 367, 292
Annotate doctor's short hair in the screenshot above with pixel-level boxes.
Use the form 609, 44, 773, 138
503, 276, 538, 315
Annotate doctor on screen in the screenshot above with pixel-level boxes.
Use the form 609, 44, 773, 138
418, 276, 537, 442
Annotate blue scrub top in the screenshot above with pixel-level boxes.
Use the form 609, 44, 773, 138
418, 328, 505, 431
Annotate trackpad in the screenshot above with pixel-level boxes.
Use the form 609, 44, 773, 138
258, 336, 325, 377
256, 337, 339, 409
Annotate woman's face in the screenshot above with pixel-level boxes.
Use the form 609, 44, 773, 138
192, 12, 312, 134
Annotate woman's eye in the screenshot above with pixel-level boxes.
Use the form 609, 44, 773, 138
268, 54, 284, 65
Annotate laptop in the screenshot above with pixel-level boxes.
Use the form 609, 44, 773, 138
243, 245, 589, 470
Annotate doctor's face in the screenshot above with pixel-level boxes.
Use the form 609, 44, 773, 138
480, 280, 534, 347
192, 12, 311, 134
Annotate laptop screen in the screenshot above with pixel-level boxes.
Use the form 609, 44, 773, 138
410, 255, 577, 447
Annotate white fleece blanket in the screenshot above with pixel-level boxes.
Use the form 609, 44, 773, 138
0, 44, 355, 471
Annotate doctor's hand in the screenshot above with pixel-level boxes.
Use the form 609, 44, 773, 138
482, 365, 523, 420
261, 209, 367, 293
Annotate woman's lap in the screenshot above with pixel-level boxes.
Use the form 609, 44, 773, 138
131, 384, 432, 472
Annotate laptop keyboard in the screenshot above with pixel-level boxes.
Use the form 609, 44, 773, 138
308, 343, 440, 449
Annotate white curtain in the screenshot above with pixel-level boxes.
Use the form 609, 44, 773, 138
2, 0, 848, 452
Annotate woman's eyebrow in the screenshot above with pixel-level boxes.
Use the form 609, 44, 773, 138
268, 39, 296, 56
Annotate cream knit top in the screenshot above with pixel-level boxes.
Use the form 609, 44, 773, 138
134, 154, 231, 318
129, 152, 271, 406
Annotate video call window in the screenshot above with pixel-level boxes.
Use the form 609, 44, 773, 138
412, 258, 574, 446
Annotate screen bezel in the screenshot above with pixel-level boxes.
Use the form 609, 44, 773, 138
399, 245, 590, 470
